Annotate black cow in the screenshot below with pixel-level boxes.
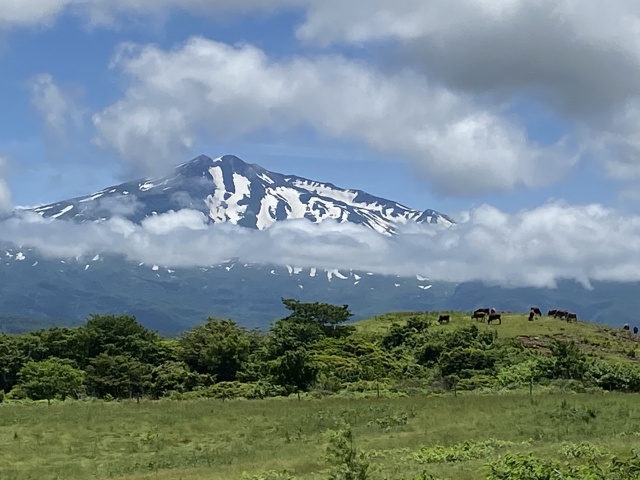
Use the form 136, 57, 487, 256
547, 309, 558, 316
471, 311, 486, 321
634, 326, 638, 335
487, 313, 502, 325
624, 324, 630, 331
531, 307, 542, 317
438, 314, 450, 324
474, 308, 490, 316
566, 312, 577, 322
554, 310, 569, 319
528, 311, 535, 322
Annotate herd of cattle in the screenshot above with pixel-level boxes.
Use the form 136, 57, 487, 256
436, 307, 578, 325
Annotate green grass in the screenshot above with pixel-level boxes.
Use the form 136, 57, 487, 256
3, 392, 640, 480
355, 310, 640, 362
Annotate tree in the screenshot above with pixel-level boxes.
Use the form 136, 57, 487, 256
85, 354, 152, 399
269, 299, 355, 357
84, 315, 167, 365
18, 358, 84, 404
281, 299, 354, 338
271, 348, 318, 395
177, 318, 254, 381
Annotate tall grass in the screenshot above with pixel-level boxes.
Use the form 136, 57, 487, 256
2, 393, 640, 479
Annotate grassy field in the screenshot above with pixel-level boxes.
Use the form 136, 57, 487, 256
4, 312, 640, 480
2, 392, 640, 479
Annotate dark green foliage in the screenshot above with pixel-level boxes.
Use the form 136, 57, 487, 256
547, 340, 589, 380
381, 316, 430, 350
84, 315, 167, 365
18, 357, 84, 404
85, 354, 152, 399
271, 348, 318, 394
177, 317, 254, 381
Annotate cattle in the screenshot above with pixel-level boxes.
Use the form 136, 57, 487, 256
487, 313, 502, 325
634, 326, 638, 335
531, 307, 542, 317
566, 312, 577, 322
490, 308, 497, 315
438, 314, 450, 324
528, 311, 535, 322
554, 310, 569, 320
471, 311, 486, 321
547, 309, 558, 316
474, 308, 490, 316
624, 324, 630, 331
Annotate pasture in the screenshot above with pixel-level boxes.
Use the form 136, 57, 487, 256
2, 392, 640, 479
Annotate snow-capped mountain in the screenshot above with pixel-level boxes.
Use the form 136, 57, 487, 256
30, 154, 453, 235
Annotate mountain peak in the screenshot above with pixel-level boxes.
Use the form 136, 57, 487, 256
31, 154, 454, 234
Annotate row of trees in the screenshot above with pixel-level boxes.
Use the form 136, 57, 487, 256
1, 300, 639, 403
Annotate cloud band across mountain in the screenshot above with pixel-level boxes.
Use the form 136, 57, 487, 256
2, 200, 639, 289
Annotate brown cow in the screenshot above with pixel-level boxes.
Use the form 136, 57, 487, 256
438, 314, 450, 324
487, 313, 501, 325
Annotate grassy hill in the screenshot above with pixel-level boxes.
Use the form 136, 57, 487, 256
354, 310, 640, 364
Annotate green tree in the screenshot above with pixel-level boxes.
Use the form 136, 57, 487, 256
271, 348, 318, 395
151, 360, 210, 397
177, 318, 254, 381
269, 299, 355, 357
85, 354, 152, 399
84, 315, 167, 365
548, 340, 588, 380
18, 357, 84, 404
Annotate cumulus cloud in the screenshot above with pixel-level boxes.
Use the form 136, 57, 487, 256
3, 202, 640, 288
92, 37, 574, 194
294, 0, 640, 179
28, 73, 85, 143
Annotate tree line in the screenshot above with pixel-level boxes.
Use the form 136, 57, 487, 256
1, 299, 640, 403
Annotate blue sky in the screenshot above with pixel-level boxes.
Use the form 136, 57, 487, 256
1, 1, 640, 218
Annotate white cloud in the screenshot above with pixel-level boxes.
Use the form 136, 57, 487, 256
92, 37, 574, 194
294, 0, 640, 179
28, 73, 84, 143
3, 201, 640, 288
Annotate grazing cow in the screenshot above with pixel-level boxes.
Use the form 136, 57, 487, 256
438, 314, 450, 324
634, 326, 638, 335
547, 309, 558, 316
528, 311, 534, 322
566, 312, 577, 322
531, 307, 542, 317
471, 311, 486, 321
554, 310, 569, 320
624, 324, 630, 331
487, 313, 502, 325
474, 308, 490, 316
